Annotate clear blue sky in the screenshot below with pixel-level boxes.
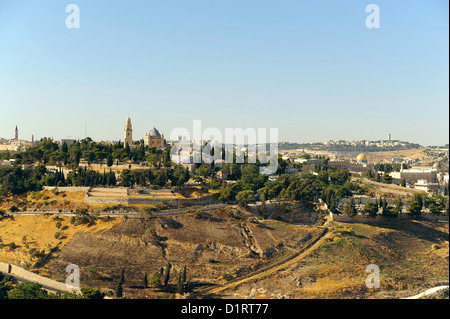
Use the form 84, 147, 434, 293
0, 0, 448, 146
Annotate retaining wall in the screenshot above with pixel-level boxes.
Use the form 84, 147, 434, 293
331, 212, 449, 223
43, 186, 90, 192
84, 196, 128, 204
0, 262, 81, 294
84, 192, 220, 206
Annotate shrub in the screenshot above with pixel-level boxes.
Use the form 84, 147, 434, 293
9, 205, 19, 213
81, 286, 104, 299
222, 273, 232, 281
7, 282, 49, 299
142, 206, 156, 214
87, 264, 98, 278
148, 273, 162, 288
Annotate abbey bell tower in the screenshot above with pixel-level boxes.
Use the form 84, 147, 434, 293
124, 117, 133, 148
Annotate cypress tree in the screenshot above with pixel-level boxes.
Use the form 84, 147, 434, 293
107, 154, 114, 167
143, 273, 148, 289
343, 197, 357, 217
116, 268, 125, 298
181, 266, 187, 284
185, 276, 193, 293
408, 194, 423, 217
176, 273, 183, 294
163, 263, 172, 286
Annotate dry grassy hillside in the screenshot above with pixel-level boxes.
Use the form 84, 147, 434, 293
0, 214, 121, 276
1, 207, 447, 299
212, 219, 449, 299
46, 208, 323, 298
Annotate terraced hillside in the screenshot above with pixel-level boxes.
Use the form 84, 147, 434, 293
1, 207, 447, 299
211, 219, 449, 299
46, 207, 323, 298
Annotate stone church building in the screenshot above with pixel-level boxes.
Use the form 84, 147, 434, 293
123, 117, 165, 149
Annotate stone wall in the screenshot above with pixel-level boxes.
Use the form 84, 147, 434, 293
0, 262, 81, 294
84, 192, 220, 206
331, 212, 449, 223
84, 195, 128, 204
43, 186, 90, 193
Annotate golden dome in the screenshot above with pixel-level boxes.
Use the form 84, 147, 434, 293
356, 153, 367, 161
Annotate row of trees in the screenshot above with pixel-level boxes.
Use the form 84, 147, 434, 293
218, 162, 365, 210
122, 264, 193, 297
6, 137, 172, 169
0, 163, 192, 197
342, 193, 449, 218
120, 165, 190, 188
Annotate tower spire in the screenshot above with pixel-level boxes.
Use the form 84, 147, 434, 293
124, 116, 133, 148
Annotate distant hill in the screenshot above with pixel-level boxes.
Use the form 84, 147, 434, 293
279, 141, 422, 152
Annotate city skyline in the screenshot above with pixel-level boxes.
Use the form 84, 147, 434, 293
0, 121, 442, 148
0, 0, 448, 146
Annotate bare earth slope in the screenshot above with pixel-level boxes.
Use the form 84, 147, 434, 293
211, 219, 448, 299
47, 208, 323, 298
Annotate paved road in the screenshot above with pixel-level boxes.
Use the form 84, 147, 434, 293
404, 285, 449, 299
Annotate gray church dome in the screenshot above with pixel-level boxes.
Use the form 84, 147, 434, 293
149, 127, 161, 137
432, 162, 441, 169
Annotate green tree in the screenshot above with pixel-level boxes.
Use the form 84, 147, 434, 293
181, 266, 187, 284
116, 269, 125, 298
148, 273, 162, 288
81, 286, 104, 299
400, 178, 407, 187
176, 266, 192, 294
120, 169, 135, 187
235, 190, 255, 207
363, 201, 379, 217
408, 194, 423, 217
107, 154, 114, 167
196, 165, 210, 178
143, 273, 148, 289
392, 198, 404, 215
163, 263, 172, 286
343, 197, 357, 217
259, 193, 267, 215
176, 273, 183, 294
425, 194, 445, 216
382, 173, 392, 184
7, 282, 49, 299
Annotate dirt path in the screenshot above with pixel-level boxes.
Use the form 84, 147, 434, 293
189, 227, 331, 298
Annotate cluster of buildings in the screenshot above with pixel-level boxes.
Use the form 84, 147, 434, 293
323, 134, 409, 148
280, 150, 448, 194
1, 120, 449, 195
0, 126, 36, 152
389, 163, 448, 193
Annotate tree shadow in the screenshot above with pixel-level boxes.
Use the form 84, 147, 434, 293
369, 218, 449, 243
